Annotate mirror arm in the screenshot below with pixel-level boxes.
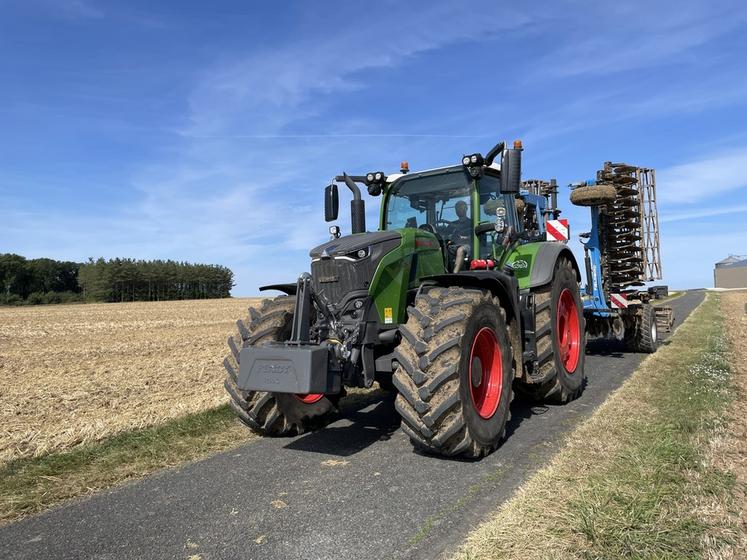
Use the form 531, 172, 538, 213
484, 141, 505, 167
340, 173, 362, 202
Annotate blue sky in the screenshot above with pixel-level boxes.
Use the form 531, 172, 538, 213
1, 0, 746, 294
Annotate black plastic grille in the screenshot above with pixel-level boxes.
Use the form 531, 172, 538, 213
311, 258, 373, 309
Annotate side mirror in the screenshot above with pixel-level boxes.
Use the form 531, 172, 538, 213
500, 147, 522, 194
324, 184, 339, 222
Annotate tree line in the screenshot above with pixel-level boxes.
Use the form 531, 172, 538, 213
0, 254, 234, 305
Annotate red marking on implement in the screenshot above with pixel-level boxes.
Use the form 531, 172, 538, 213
546, 219, 569, 242
610, 293, 629, 309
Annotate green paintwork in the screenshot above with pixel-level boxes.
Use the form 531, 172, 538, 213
504, 242, 543, 290
368, 227, 444, 324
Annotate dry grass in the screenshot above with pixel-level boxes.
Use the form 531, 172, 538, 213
709, 291, 747, 552
454, 293, 745, 560
0, 298, 259, 465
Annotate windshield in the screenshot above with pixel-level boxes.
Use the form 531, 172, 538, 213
384, 172, 471, 230
383, 170, 520, 262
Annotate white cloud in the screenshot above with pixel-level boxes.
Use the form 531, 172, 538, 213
657, 148, 747, 204
56, 0, 104, 20
183, 4, 530, 138
660, 204, 747, 223
531, 2, 746, 78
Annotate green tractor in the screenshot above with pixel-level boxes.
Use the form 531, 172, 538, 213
224, 140, 586, 458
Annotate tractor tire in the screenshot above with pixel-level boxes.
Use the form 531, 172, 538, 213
624, 304, 658, 353
517, 258, 586, 403
570, 184, 617, 207
393, 286, 513, 458
224, 296, 337, 436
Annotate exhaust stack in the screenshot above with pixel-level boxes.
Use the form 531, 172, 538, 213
341, 173, 366, 234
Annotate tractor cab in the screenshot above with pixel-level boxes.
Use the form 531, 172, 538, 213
379, 166, 523, 272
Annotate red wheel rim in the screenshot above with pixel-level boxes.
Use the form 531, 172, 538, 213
295, 393, 324, 404
556, 288, 581, 373
468, 327, 503, 419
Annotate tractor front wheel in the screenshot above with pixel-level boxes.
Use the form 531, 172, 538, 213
224, 296, 337, 436
393, 287, 513, 458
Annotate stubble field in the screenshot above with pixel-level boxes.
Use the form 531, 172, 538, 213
0, 298, 259, 465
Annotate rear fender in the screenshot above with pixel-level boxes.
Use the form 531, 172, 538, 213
529, 243, 581, 288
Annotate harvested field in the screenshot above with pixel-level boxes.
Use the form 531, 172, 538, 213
0, 298, 259, 465
716, 290, 747, 534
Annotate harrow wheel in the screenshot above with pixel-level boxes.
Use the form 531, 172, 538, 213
624, 304, 658, 354
569, 183, 617, 207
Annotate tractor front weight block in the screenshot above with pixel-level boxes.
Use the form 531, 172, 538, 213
237, 344, 341, 395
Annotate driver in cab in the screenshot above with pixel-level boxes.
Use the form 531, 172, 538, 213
447, 200, 471, 272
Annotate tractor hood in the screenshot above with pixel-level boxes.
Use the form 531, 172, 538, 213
309, 230, 403, 314
309, 230, 402, 259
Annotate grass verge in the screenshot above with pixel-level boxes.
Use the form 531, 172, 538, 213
0, 405, 252, 525
454, 293, 746, 560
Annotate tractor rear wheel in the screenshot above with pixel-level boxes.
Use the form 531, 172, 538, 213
518, 258, 586, 403
393, 287, 513, 458
224, 296, 337, 436
624, 304, 658, 353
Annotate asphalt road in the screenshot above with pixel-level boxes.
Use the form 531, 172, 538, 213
0, 291, 704, 560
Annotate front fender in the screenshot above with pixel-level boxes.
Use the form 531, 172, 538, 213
420, 270, 520, 326
259, 283, 297, 296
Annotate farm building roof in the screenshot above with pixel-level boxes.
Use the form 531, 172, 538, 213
715, 255, 747, 267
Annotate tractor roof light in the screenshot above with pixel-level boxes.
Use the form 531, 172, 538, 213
462, 153, 484, 178
365, 171, 386, 196
364, 171, 386, 185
